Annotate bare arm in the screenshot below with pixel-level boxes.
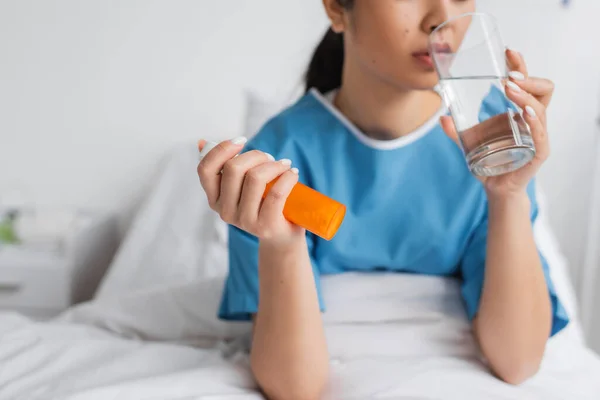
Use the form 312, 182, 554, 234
440, 49, 558, 385
197, 139, 328, 400
474, 192, 551, 384
251, 238, 329, 400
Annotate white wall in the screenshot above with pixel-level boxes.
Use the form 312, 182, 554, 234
1, 0, 599, 345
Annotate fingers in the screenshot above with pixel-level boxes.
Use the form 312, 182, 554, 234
524, 104, 550, 164
197, 137, 300, 240
505, 81, 545, 123
506, 48, 528, 78
197, 138, 247, 207
505, 83, 549, 162
508, 74, 554, 108
219, 150, 274, 221
506, 48, 555, 108
237, 159, 293, 230
259, 168, 299, 228
440, 116, 460, 145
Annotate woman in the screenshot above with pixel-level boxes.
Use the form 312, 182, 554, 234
197, 1, 568, 398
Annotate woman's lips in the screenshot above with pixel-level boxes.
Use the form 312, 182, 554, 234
412, 44, 451, 69
412, 52, 434, 68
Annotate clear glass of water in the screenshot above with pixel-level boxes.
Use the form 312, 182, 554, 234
430, 13, 535, 177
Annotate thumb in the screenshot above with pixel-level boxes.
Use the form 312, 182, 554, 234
440, 116, 460, 146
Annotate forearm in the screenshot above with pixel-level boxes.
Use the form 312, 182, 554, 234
475, 191, 551, 384
251, 237, 329, 400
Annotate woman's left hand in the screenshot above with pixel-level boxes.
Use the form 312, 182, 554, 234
441, 48, 555, 197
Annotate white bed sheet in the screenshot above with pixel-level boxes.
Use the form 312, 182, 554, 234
0, 314, 259, 400
2, 273, 599, 400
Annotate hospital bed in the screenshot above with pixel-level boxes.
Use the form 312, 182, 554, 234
1, 141, 599, 399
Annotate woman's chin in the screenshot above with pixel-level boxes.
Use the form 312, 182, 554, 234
400, 73, 441, 91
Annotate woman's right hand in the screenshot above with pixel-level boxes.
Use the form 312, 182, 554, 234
197, 138, 305, 246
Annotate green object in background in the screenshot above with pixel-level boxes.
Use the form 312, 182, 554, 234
0, 211, 20, 244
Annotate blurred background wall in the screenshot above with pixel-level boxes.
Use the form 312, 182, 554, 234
1, 0, 599, 349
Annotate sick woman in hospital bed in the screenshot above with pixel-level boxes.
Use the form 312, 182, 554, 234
197, 1, 568, 399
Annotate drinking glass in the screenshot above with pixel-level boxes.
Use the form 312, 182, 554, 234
430, 13, 535, 177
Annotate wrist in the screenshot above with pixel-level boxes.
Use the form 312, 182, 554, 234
260, 234, 307, 255
486, 189, 531, 212
258, 234, 311, 275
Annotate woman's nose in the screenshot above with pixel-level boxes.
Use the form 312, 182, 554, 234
422, 0, 451, 33
429, 23, 441, 34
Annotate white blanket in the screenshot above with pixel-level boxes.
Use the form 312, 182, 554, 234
1, 273, 599, 400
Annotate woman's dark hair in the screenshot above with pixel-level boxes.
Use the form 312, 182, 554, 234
305, 0, 354, 93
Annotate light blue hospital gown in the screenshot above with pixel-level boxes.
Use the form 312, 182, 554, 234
218, 87, 569, 337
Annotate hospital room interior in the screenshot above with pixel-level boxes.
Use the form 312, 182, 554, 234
1, 0, 600, 399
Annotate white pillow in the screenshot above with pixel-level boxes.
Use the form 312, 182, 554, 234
96, 82, 302, 297
95, 144, 230, 299
96, 84, 301, 298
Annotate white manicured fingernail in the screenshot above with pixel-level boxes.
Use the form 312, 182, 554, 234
509, 71, 525, 81
279, 159, 292, 166
230, 137, 248, 145
265, 153, 275, 161
506, 81, 521, 93
525, 105, 537, 119
291, 168, 299, 175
